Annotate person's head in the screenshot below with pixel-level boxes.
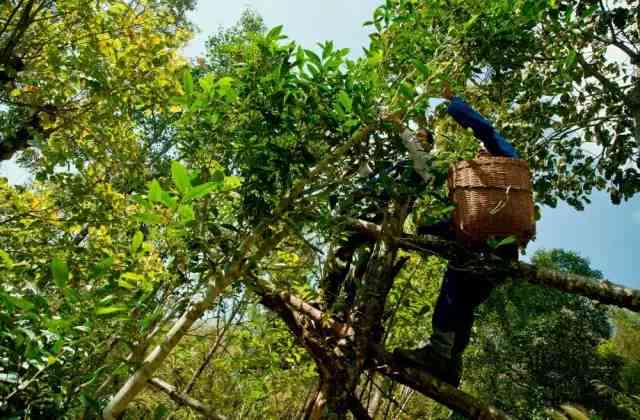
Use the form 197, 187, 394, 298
416, 128, 434, 146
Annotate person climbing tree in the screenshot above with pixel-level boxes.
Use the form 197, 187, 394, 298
387, 84, 521, 387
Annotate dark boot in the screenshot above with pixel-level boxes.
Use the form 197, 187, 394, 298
394, 329, 462, 387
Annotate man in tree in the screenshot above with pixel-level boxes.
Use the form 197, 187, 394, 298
389, 85, 520, 387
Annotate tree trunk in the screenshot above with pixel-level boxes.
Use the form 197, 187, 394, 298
102, 283, 224, 420
305, 383, 330, 420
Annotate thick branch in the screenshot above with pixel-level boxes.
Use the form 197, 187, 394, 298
102, 283, 225, 420
347, 393, 374, 420
370, 345, 511, 420
104, 229, 287, 419
515, 262, 640, 311
279, 290, 355, 337
148, 377, 225, 420
258, 285, 509, 419
351, 219, 640, 312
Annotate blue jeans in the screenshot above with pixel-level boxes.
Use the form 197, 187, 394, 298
423, 221, 518, 356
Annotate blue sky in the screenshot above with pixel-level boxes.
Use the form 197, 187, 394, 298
185, 1, 639, 288
1, 0, 638, 289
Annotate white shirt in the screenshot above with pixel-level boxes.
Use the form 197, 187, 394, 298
400, 128, 434, 183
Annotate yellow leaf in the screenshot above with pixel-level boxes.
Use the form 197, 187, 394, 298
169, 105, 182, 113
10, 88, 21, 97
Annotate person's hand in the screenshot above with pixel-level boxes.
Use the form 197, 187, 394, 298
441, 82, 454, 100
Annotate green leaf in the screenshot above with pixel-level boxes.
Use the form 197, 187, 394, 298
160, 191, 177, 210
223, 176, 243, 191
491, 235, 518, 249
178, 204, 195, 223
109, 3, 128, 15
51, 258, 69, 289
138, 212, 164, 225
0, 250, 14, 268
130, 231, 144, 254
183, 182, 219, 202
464, 14, 479, 30
7, 295, 35, 311
266, 25, 284, 40
182, 70, 193, 95
368, 50, 383, 66
565, 50, 577, 68
153, 405, 170, 420
118, 272, 146, 290
216, 77, 237, 102
321, 41, 334, 60
400, 82, 414, 98
121, 272, 145, 282
117, 280, 134, 289
412, 60, 430, 77
148, 180, 163, 203
304, 49, 323, 70
337, 91, 352, 113
171, 161, 191, 194
198, 74, 215, 94
95, 305, 129, 316
211, 170, 225, 183
90, 256, 113, 278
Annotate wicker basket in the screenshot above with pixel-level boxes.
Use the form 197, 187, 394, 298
448, 153, 536, 248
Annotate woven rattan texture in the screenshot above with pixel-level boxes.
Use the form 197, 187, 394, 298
448, 156, 536, 248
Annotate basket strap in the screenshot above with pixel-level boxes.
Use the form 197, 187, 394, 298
489, 185, 511, 215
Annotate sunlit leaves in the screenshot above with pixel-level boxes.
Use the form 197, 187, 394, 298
182, 70, 194, 96
95, 305, 129, 316
337, 91, 352, 113
183, 182, 219, 202
118, 272, 152, 292
0, 250, 14, 268
223, 176, 243, 191
130, 231, 144, 254
171, 161, 191, 194
178, 204, 195, 223
149, 180, 163, 203
266, 25, 284, 41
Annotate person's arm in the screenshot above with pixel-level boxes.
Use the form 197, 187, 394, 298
443, 92, 519, 158
399, 128, 434, 183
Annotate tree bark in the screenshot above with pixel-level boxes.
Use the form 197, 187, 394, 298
148, 377, 225, 419
259, 284, 513, 419
305, 383, 329, 420
350, 218, 640, 312
102, 283, 224, 420
370, 344, 512, 420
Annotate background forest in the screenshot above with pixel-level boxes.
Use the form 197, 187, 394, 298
0, 0, 639, 419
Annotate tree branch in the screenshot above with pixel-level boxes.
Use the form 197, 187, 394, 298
349, 219, 640, 312
370, 344, 512, 420
182, 298, 243, 394
347, 393, 374, 420
148, 377, 226, 420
